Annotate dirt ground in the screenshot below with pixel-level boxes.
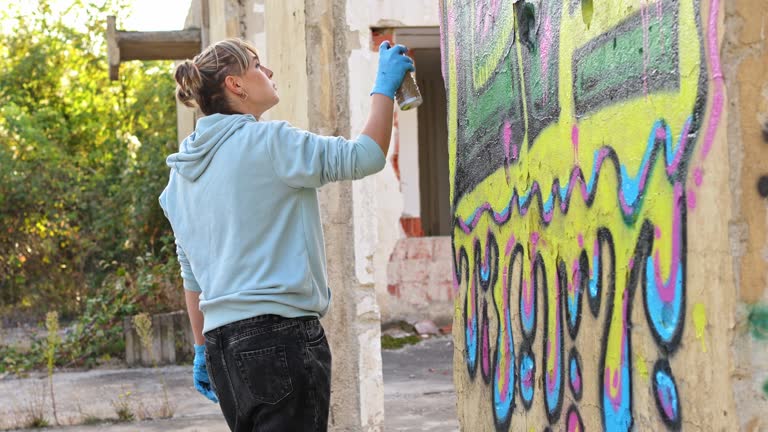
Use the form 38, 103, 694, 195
1, 336, 458, 432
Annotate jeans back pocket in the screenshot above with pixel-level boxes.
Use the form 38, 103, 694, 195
235, 345, 294, 405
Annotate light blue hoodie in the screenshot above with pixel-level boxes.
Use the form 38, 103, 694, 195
159, 114, 386, 333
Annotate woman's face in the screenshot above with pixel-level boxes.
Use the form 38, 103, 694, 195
238, 55, 279, 117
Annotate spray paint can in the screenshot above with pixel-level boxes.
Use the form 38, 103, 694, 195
395, 71, 423, 111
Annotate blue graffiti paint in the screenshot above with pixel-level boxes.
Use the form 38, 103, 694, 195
645, 257, 683, 345
653, 360, 681, 429
521, 280, 536, 337
602, 330, 632, 431
465, 275, 478, 377
569, 349, 583, 400
493, 309, 515, 426
589, 244, 600, 300
519, 351, 535, 409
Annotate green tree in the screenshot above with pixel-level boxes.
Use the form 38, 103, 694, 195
0, 0, 183, 366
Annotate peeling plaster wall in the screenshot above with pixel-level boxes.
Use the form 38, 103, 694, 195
442, 0, 764, 429
724, 0, 768, 429
347, 0, 443, 325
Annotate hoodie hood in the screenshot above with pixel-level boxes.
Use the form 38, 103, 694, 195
166, 113, 256, 181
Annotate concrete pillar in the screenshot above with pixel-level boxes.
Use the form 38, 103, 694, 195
266, 0, 385, 430
443, 0, 767, 429
724, 0, 768, 428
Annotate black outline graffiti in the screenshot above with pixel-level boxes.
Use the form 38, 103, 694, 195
519, 0, 562, 145
566, 404, 585, 431
476, 235, 499, 384
565, 250, 588, 340
481, 298, 491, 383
588, 228, 615, 318
519, 245, 538, 343
652, 359, 682, 430
598, 222, 652, 431
492, 236, 516, 430
541, 258, 565, 424
568, 347, 584, 401
459, 243, 478, 380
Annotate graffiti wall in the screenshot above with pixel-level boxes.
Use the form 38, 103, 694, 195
441, 0, 747, 429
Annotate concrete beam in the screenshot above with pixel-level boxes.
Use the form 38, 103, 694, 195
106, 15, 202, 80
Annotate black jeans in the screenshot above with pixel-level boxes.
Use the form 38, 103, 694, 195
204, 315, 332, 432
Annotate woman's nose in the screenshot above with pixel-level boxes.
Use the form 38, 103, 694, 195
262, 65, 274, 79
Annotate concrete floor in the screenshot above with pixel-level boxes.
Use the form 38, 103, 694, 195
1, 336, 458, 432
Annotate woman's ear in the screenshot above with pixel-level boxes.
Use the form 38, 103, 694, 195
223, 75, 242, 96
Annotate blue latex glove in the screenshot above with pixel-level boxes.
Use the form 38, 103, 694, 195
193, 344, 219, 403
371, 41, 416, 99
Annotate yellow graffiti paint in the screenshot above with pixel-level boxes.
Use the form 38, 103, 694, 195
635, 352, 649, 382
693, 302, 708, 353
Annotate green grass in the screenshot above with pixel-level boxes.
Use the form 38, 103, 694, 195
82, 416, 104, 425
25, 417, 49, 428
381, 334, 422, 350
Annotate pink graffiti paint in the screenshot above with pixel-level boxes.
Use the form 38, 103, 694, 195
571, 366, 582, 394
505, 234, 516, 257
475, 2, 486, 34
605, 287, 631, 411
701, 0, 724, 161
571, 259, 581, 294
572, 124, 580, 163
694, 168, 703, 186
452, 263, 460, 295
503, 120, 512, 162
545, 279, 562, 397
578, 233, 584, 249
658, 386, 676, 420
687, 189, 697, 209
657, 0, 666, 55
481, 307, 490, 375
655, 225, 662, 239
498, 267, 513, 401
641, 1, 650, 96
568, 408, 582, 432
651, 184, 683, 303
540, 15, 554, 103
523, 233, 540, 318
490, 0, 501, 15
531, 231, 540, 246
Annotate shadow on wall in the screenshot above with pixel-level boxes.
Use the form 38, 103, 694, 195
442, 0, 724, 430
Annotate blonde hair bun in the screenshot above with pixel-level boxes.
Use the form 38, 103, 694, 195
175, 60, 203, 108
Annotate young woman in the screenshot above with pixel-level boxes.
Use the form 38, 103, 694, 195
159, 38, 413, 431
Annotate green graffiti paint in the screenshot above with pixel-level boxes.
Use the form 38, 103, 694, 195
573, 6, 680, 117
747, 305, 768, 341
466, 56, 520, 139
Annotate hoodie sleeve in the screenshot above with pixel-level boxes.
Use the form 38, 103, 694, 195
176, 240, 201, 293
158, 191, 200, 292
265, 121, 386, 188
